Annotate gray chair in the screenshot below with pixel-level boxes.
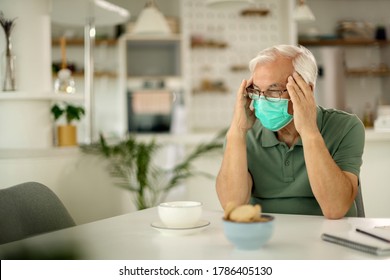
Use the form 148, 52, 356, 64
355, 181, 365, 218
0, 182, 76, 245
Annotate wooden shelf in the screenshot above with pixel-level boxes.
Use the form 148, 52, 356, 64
53, 71, 117, 78
240, 8, 270, 17
52, 38, 118, 46
346, 67, 390, 77
230, 65, 248, 72
191, 41, 228, 49
74, 71, 117, 78
192, 87, 228, 94
299, 39, 390, 47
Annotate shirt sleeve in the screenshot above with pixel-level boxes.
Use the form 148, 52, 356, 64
332, 115, 365, 176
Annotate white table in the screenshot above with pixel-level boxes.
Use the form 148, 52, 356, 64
1, 208, 390, 260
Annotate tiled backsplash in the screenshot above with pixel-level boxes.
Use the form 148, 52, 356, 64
181, 0, 293, 131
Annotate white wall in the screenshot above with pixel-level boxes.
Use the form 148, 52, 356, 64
0, 0, 54, 149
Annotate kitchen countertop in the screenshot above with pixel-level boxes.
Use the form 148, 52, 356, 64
364, 129, 390, 141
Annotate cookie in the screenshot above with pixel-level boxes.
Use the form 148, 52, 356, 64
229, 204, 261, 222
223, 201, 237, 220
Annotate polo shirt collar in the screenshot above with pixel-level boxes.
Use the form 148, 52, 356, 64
260, 127, 280, 147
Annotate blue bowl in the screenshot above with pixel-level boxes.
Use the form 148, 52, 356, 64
222, 215, 275, 250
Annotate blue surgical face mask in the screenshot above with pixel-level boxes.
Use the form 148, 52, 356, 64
253, 96, 293, 131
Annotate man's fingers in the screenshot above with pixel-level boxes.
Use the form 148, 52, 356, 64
237, 79, 247, 97
292, 72, 311, 95
287, 76, 301, 103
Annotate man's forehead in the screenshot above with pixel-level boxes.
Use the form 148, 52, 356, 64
252, 82, 284, 89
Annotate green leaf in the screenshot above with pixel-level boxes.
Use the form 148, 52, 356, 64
50, 104, 64, 121
50, 102, 85, 124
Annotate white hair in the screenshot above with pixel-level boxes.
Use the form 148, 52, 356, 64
249, 44, 318, 87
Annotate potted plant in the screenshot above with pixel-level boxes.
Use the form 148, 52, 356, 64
80, 129, 227, 210
51, 102, 85, 147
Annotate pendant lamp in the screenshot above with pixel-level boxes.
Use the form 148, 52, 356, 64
132, 0, 171, 35
294, 0, 315, 22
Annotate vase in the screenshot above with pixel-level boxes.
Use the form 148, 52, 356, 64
2, 36, 16, 91
57, 125, 77, 147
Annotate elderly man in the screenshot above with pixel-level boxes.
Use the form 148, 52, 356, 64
216, 45, 365, 219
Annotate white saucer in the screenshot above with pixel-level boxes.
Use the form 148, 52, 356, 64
151, 220, 210, 236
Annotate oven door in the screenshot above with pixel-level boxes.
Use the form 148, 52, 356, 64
127, 90, 173, 133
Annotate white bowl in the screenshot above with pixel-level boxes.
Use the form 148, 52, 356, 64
158, 201, 203, 228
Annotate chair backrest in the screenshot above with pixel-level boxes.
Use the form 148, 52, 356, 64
0, 182, 76, 245
355, 181, 365, 218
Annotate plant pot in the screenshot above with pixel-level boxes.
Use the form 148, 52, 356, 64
57, 125, 77, 147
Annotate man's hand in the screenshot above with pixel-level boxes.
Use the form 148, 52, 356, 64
287, 72, 318, 138
231, 79, 256, 134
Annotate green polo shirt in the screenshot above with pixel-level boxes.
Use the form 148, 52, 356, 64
246, 106, 365, 217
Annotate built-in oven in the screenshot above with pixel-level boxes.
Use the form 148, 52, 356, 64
127, 88, 174, 133
122, 36, 182, 133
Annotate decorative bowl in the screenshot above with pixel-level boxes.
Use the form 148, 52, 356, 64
222, 214, 275, 250
158, 201, 203, 228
